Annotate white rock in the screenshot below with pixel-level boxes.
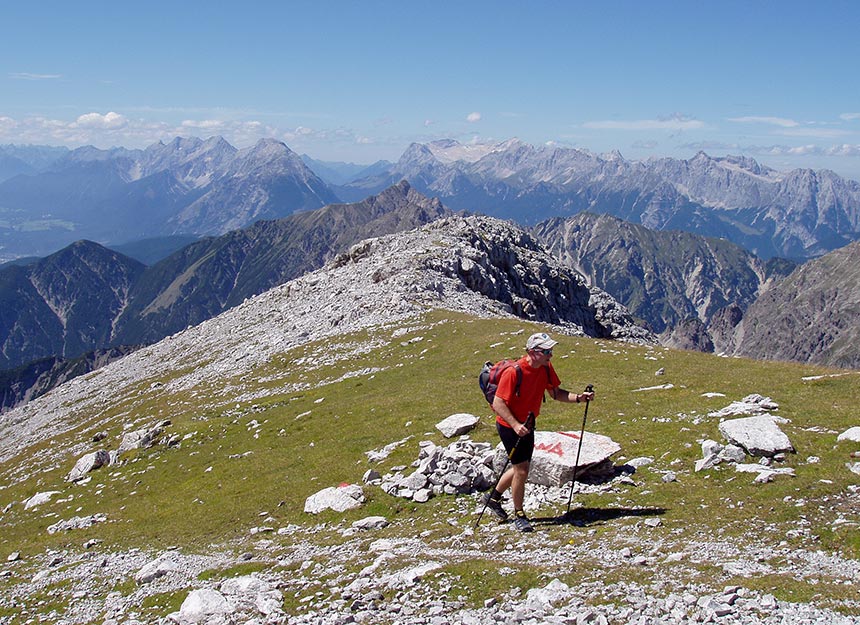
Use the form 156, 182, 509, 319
718, 444, 747, 464
695, 454, 721, 472
626, 457, 654, 468
526, 578, 571, 608
506, 430, 621, 487
176, 588, 232, 624
118, 423, 165, 455
702, 439, 723, 457
304, 484, 365, 514
24, 491, 62, 510
352, 516, 390, 530
67, 450, 111, 482
220, 575, 283, 617
436, 413, 480, 438
718, 416, 794, 457
837, 427, 860, 443
135, 555, 178, 584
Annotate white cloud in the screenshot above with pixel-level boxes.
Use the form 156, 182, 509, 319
741, 143, 860, 157
466, 112, 482, 123
74, 111, 128, 129
825, 144, 860, 157
181, 119, 225, 130
777, 127, 851, 138
840, 113, 860, 121
631, 140, 659, 149
728, 116, 799, 128
424, 119, 434, 127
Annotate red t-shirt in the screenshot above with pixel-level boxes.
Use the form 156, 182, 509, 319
494, 356, 561, 428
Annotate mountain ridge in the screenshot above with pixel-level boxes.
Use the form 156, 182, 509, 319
0, 182, 450, 373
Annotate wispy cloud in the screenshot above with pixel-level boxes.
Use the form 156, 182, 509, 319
584, 114, 704, 131
680, 140, 741, 152
0, 112, 280, 149
9, 72, 62, 80
735, 143, 860, 158
466, 112, 482, 123
631, 140, 659, 149
839, 112, 860, 121
777, 127, 852, 139
729, 116, 800, 128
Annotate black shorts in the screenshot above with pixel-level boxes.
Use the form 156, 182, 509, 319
497, 422, 534, 465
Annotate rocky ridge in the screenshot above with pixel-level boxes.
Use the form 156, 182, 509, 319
0, 214, 650, 468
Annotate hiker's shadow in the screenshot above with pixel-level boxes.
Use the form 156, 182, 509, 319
532, 506, 668, 527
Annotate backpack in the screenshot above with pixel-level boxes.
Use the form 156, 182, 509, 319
479, 359, 551, 406
479, 360, 523, 405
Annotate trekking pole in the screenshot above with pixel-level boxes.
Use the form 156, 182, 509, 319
564, 384, 594, 518
475, 413, 534, 527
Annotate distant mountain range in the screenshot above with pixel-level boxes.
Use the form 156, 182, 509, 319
0, 138, 338, 259
3, 137, 860, 262
337, 139, 860, 261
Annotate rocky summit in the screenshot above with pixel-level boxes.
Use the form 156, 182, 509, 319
0, 214, 650, 468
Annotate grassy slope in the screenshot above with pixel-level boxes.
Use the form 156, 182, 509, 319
1, 310, 858, 619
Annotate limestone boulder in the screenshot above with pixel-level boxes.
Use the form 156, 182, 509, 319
436, 413, 480, 438
66, 450, 111, 482
837, 427, 860, 443
718, 416, 794, 457
304, 484, 365, 514
494, 430, 621, 487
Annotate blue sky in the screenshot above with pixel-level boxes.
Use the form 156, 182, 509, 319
2, 0, 860, 180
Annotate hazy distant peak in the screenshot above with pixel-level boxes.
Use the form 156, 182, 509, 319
249, 138, 294, 154
66, 144, 140, 163
426, 139, 522, 164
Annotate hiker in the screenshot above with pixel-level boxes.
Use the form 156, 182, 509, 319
483, 332, 595, 532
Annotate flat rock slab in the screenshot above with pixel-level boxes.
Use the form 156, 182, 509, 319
718, 416, 794, 457
496, 430, 621, 487
304, 484, 365, 514
436, 413, 479, 438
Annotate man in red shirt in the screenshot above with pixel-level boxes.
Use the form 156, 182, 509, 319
484, 332, 595, 532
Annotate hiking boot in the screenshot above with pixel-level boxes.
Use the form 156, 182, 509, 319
513, 511, 534, 533
482, 493, 508, 521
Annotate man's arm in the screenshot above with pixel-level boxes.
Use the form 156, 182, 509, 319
549, 387, 595, 403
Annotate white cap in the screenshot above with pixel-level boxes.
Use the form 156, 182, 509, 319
526, 332, 558, 351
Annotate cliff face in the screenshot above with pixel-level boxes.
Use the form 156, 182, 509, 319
732, 239, 860, 368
